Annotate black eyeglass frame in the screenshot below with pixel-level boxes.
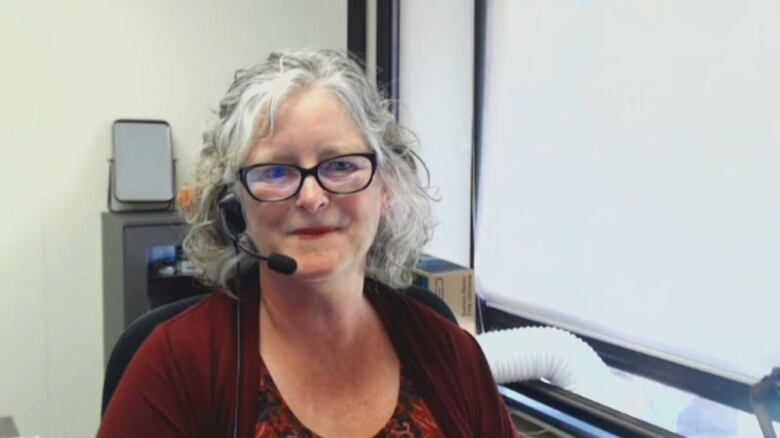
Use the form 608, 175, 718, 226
238, 153, 379, 202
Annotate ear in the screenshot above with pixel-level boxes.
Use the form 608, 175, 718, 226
218, 191, 247, 237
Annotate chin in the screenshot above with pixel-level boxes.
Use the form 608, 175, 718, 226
292, 265, 336, 281
291, 254, 362, 282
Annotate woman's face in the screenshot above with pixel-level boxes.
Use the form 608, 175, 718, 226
240, 87, 384, 282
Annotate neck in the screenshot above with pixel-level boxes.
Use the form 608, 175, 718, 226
258, 264, 373, 350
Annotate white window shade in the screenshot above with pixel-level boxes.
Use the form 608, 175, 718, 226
476, 0, 780, 382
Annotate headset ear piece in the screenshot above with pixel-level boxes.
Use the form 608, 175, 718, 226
218, 192, 247, 238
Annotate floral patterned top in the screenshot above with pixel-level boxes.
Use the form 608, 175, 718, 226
255, 359, 443, 437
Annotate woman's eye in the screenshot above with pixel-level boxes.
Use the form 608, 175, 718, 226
323, 160, 357, 173
260, 166, 293, 180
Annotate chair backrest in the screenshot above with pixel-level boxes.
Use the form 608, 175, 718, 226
101, 285, 457, 416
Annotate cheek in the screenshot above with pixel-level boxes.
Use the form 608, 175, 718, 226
243, 203, 285, 239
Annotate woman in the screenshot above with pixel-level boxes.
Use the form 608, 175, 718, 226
100, 49, 518, 437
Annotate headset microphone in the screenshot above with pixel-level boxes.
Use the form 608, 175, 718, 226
218, 190, 298, 276
237, 246, 298, 276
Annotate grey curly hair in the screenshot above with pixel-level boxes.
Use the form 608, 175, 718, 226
182, 48, 435, 294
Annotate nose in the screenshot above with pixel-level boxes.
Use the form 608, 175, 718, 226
295, 175, 329, 213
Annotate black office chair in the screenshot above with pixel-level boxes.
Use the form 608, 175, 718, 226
101, 285, 457, 416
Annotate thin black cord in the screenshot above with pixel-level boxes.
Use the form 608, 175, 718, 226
233, 260, 242, 438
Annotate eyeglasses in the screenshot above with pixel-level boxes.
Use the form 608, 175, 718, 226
238, 153, 378, 202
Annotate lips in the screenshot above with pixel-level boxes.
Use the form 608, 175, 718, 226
291, 226, 339, 237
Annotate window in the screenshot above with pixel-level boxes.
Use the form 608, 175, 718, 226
476, 1, 779, 435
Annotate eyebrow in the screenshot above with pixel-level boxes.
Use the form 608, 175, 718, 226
255, 146, 369, 164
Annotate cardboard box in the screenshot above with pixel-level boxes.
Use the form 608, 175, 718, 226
413, 254, 476, 334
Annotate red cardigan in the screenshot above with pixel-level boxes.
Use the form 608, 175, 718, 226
99, 279, 518, 437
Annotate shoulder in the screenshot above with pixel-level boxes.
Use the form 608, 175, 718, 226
125, 291, 236, 370
100, 292, 236, 435
102, 292, 243, 434
366, 280, 517, 436
157, 291, 235, 337
367, 280, 455, 327
366, 279, 482, 363
144, 291, 242, 365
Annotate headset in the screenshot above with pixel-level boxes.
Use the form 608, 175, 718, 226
218, 190, 297, 275
216, 187, 297, 438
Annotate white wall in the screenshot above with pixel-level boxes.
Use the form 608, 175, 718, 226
0, 1, 345, 436
399, 1, 474, 266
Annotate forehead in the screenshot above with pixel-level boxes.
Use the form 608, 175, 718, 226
246, 87, 371, 164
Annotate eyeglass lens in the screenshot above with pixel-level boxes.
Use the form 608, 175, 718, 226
243, 154, 374, 201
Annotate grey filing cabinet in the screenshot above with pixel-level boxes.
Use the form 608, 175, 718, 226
101, 211, 188, 366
